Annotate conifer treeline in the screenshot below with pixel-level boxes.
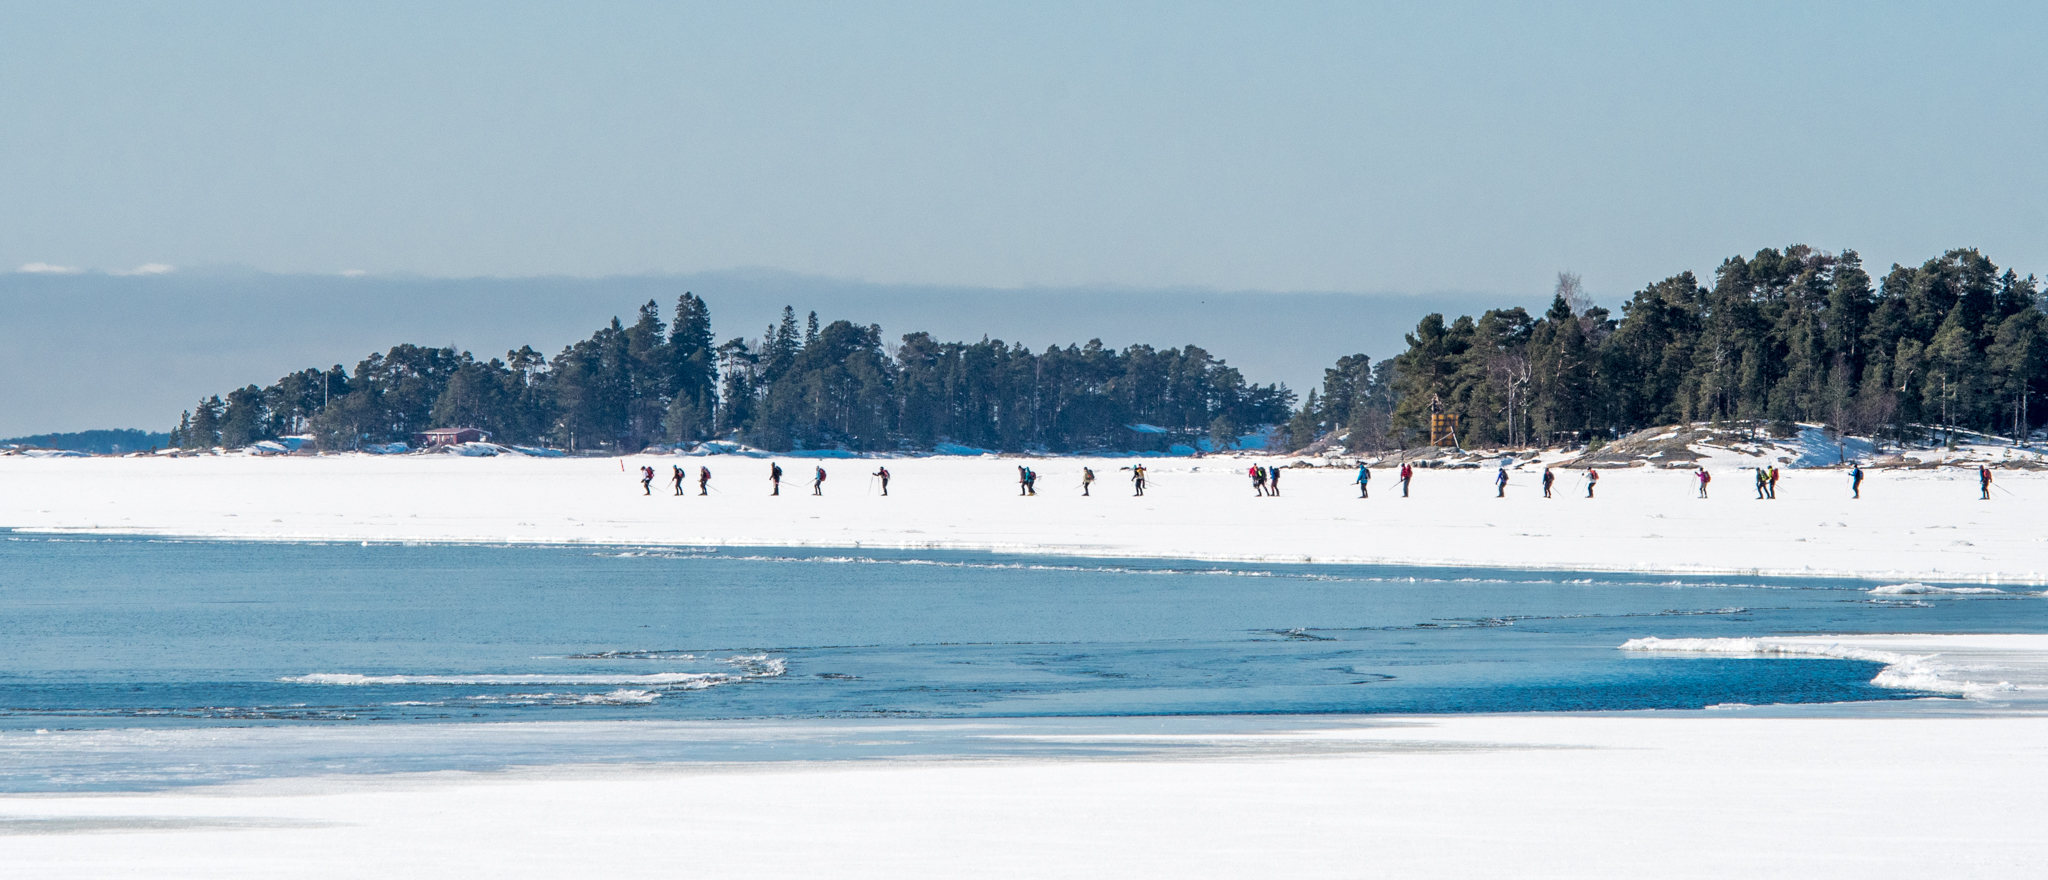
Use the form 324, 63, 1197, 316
169, 245, 2048, 456
1284, 246, 2048, 451
169, 294, 1295, 453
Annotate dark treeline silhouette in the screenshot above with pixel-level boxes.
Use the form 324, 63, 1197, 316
1286, 246, 2048, 452
1, 429, 170, 454
169, 294, 1294, 453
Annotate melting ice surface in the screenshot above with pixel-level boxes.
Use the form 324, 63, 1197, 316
1, 533, 2043, 790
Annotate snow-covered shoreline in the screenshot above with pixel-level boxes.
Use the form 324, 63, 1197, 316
5, 452, 2044, 583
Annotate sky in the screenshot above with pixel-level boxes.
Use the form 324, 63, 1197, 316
4, 1, 2046, 434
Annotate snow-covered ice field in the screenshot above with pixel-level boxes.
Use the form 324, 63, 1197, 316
3, 452, 2042, 582
6, 454, 2047, 877
5, 682, 2047, 878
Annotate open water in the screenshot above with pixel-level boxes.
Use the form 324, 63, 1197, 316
3, 532, 2043, 790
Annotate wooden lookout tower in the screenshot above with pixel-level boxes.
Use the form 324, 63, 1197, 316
1427, 395, 1459, 448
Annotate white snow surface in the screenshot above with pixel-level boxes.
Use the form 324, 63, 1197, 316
1621, 633, 2046, 701
4, 452, 2045, 582
8, 688, 2048, 877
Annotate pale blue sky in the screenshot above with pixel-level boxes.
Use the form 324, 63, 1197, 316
6, 2, 2048, 435
6, 1, 2045, 296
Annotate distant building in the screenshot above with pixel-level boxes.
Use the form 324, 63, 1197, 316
1121, 423, 1172, 453
413, 427, 490, 447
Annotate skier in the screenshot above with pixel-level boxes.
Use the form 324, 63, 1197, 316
1585, 467, 1599, 498
639, 465, 654, 496
1399, 463, 1412, 497
1766, 466, 1780, 500
1755, 468, 1768, 500
872, 466, 890, 496
1541, 468, 1555, 498
1026, 466, 1038, 496
698, 466, 711, 496
812, 466, 826, 496
1018, 465, 1032, 496
1132, 464, 1147, 496
1356, 463, 1370, 498
1269, 465, 1282, 496
1249, 465, 1267, 497
1849, 464, 1863, 499
671, 465, 686, 496
1696, 467, 1710, 499
1980, 465, 1993, 500
1495, 467, 1508, 498
1082, 467, 1095, 496
770, 462, 783, 496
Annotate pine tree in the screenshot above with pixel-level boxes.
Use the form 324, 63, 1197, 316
218, 385, 270, 447
185, 396, 224, 449
667, 292, 717, 438
761, 306, 801, 384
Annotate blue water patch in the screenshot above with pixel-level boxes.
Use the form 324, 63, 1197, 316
0, 535, 2040, 732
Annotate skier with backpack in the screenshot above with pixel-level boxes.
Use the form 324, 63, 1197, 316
1541, 468, 1555, 498
812, 466, 826, 496
1356, 463, 1370, 498
639, 465, 654, 496
1399, 463, 1412, 497
1849, 464, 1863, 499
1696, 467, 1710, 498
698, 466, 712, 496
872, 466, 890, 496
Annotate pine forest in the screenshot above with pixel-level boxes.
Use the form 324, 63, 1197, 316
170, 246, 2048, 455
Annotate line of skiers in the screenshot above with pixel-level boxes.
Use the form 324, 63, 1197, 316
641, 460, 2008, 500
